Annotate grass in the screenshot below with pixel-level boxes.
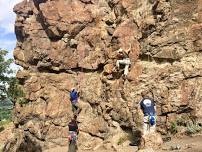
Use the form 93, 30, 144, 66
169, 121, 178, 134
0, 119, 11, 126
0, 109, 12, 132
0, 119, 12, 133
117, 134, 129, 145
186, 123, 202, 135
0, 109, 12, 120
169, 116, 202, 136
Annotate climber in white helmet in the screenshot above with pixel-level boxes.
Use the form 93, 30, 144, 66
115, 44, 131, 77
140, 90, 156, 136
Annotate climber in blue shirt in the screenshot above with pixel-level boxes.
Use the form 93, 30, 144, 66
139, 90, 156, 136
70, 88, 81, 115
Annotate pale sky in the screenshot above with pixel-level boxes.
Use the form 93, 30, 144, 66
0, 0, 23, 71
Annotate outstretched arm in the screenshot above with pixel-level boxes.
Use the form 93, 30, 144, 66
153, 100, 157, 114
126, 43, 131, 54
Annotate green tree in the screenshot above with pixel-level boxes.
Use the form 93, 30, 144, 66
0, 49, 25, 105
0, 49, 14, 100
0, 49, 15, 123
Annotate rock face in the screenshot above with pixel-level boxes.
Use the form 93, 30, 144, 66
6, 0, 202, 151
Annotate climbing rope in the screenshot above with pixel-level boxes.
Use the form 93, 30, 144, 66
77, 43, 86, 91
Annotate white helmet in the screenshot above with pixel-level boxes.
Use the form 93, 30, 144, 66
117, 48, 123, 53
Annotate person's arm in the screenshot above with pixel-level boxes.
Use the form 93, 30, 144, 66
77, 91, 80, 97
153, 100, 157, 114
140, 100, 143, 111
126, 43, 131, 54
76, 123, 79, 134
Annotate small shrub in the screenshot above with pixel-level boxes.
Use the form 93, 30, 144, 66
186, 123, 201, 135
117, 135, 129, 145
176, 117, 187, 126
170, 121, 178, 134
17, 98, 29, 106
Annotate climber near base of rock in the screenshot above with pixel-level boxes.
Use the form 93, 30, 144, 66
114, 44, 131, 77
68, 115, 79, 134
140, 90, 156, 136
68, 115, 79, 150
70, 88, 82, 115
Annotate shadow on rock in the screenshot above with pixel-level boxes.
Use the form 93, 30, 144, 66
3, 135, 42, 152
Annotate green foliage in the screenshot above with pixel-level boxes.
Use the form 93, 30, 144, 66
169, 121, 178, 134
17, 98, 29, 105
0, 119, 11, 127
169, 116, 202, 136
0, 49, 14, 100
0, 110, 12, 133
186, 122, 202, 135
0, 49, 28, 106
0, 48, 29, 123
0, 109, 12, 120
7, 77, 26, 105
0, 49, 15, 123
117, 134, 129, 145
176, 117, 187, 126
0, 119, 12, 133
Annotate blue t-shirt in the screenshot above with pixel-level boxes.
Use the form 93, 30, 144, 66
70, 90, 78, 103
140, 98, 156, 116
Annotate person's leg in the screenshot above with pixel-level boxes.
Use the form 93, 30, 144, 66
143, 116, 149, 136
116, 60, 120, 69
74, 101, 82, 115
123, 58, 131, 75
124, 64, 129, 75
117, 59, 126, 66
72, 104, 78, 113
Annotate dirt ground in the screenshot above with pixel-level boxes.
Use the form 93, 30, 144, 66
43, 134, 202, 152
1, 125, 202, 152
160, 134, 202, 152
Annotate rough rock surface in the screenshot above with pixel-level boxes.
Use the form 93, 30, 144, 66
5, 0, 202, 151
